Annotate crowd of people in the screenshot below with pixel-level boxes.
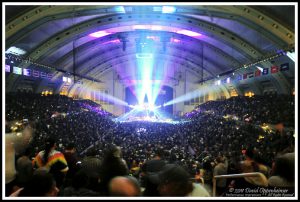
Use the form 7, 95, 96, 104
4, 92, 295, 197
186, 95, 295, 127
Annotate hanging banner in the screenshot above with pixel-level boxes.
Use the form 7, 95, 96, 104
237, 75, 242, 81
13, 66, 22, 75
47, 73, 53, 79
23, 68, 31, 76
40, 71, 47, 78
255, 70, 261, 77
33, 70, 40, 77
5, 64, 11, 72
271, 65, 279, 74
262, 68, 269, 75
280, 63, 289, 71
248, 72, 254, 78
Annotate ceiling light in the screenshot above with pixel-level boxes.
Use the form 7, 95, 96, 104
5, 46, 26, 55
177, 30, 201, 37
162, 6, 176, 13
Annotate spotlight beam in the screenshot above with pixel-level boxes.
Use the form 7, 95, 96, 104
97, 92, 129, 106
164, 85, 216, 106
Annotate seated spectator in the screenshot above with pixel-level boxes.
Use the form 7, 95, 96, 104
268, 153, 295, 190
5, 123, 33, 196
32, 137, 68, 189
148, 164, 194, 196
108, 176, 141, 196
213, 156, 228, 196
11, 168, 59, 197
15, 147, 33, 188
238, 147, 269, 188
61, 169, 100, 196
80, 148, 102, 193
99, 144, 129, 195
140, 149, 167, 196
188, 183, 210, 197
63, 142, 79, 187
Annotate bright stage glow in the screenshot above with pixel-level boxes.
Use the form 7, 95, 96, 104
114, 105, 182, 124
136, 53, 153, 58
151, 25, 163, 31
132, 25, 148, 30
128, 103, 161, 111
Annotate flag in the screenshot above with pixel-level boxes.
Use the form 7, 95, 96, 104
248, 72, 254, 78
237, 75, 242, 81
23, 68, 31, 76
33, 70, 39, 77
13, 66, 22, 75
243, 73, 248, 80
40, 71, 47, 78
47, 73, 53, 79
5, 64, 10, 72
271, 65, 279, 74
255, 70, 261, 77
262, 68, 269, 75
280, 63, 289, 71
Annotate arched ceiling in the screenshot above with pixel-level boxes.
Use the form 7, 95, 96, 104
5, 4, 295, 95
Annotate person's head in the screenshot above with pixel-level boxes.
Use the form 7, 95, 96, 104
43, 137, 56, 164
215, 156, 224, 164
65, 142, 76, 153
245, 147, 255, 159
44, 137, 56, 150
19, 168, 59, 196
149, 164, 193, 196
154, 148, 164, 160
104, 144, 122, 160
72, 169, 89, 189
108, 176, 141, 196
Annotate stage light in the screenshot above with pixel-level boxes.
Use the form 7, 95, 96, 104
153, 6, 162, 12
162, 6, 176, 13
151, 25, 162, 30
6, 46, 26, 55
171, 38, 180, 43
164, 85, 216, 107
132, 25, 149, 30
89, 31, 111, 38
114, 6, 125, 13
176, 30, 201, 37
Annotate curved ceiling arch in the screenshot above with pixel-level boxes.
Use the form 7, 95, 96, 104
6, 5, 294, 45
50, 32, 242, 71
5, 4, 295, 97
53, 36, 232, 78
14, 12, 268, 69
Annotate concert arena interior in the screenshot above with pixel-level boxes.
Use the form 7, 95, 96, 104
3, 2, 298, 199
